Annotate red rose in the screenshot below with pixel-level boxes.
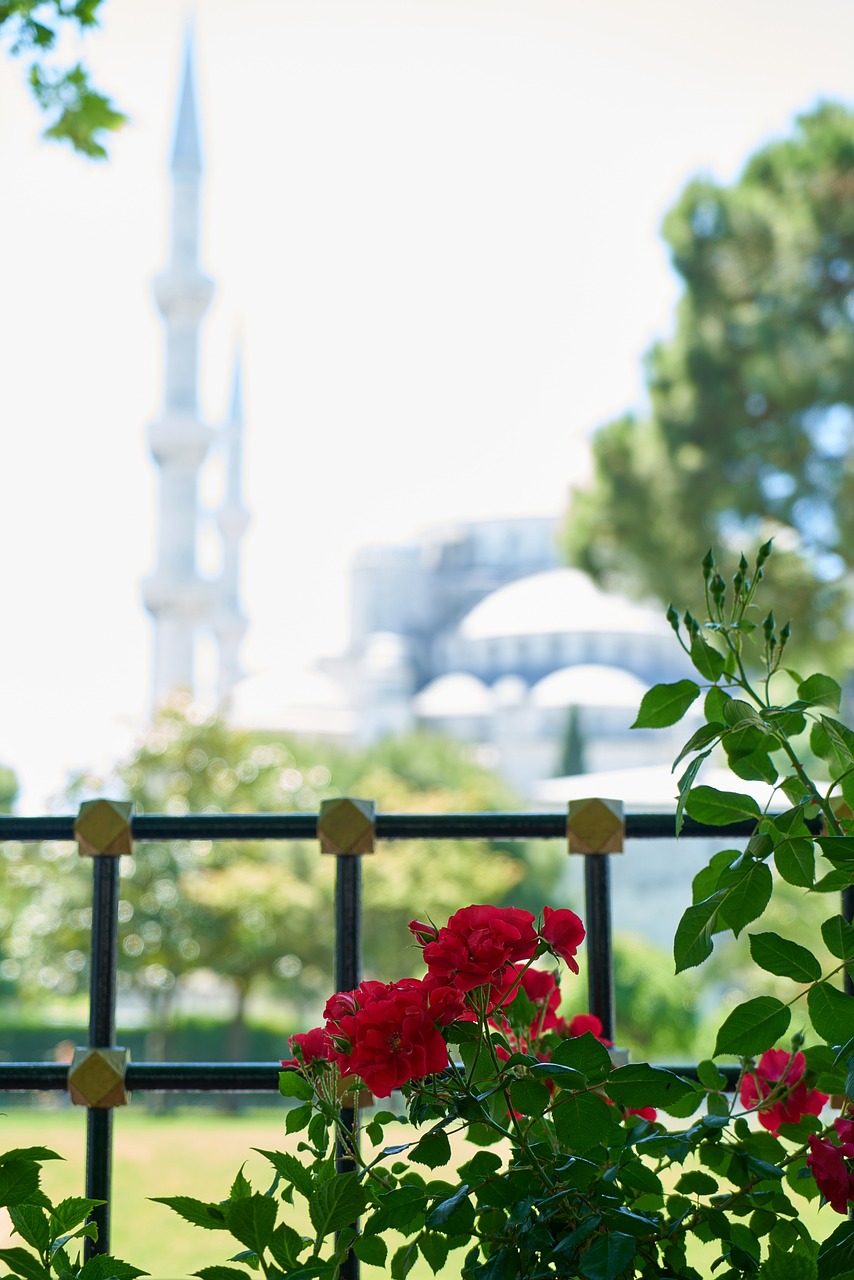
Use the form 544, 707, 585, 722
739, 1049, 828, 1135
563, 1013, 613, 1047
281, 1026, 330, 1068
516, 965, 561, 1035
331, 978, 449, 1097
539, 906, 585, 973
409, 919, 438, 945
807, 1128, 854, 1215
422, 905, 537, 1004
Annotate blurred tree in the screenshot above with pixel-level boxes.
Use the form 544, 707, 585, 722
1, 1, 124, 156
565, 103, 854, 669
11, 709, 528, 1059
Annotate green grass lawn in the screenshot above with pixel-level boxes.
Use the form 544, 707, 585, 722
0, 1104, 841, 1278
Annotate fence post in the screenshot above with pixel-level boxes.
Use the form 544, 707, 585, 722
567, 798, 624, 1045
318, 798, 376, 1280
72, 799, 133, 1258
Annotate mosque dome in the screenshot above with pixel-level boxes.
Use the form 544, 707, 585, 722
531, 664, 649, 709
413, 673, 493, 718
458, 568, 668, 641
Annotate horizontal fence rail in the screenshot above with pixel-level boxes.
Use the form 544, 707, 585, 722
0, 802, 847, 1274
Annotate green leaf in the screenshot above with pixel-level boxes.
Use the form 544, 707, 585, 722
676, 750, 713, 836
0, 1248, 52, 1280
0, 1162, 40, 1209
286, 1104, 313, 1134
760, 1246, 818, 1280
706, 686, 732, 722
418, 1233, 450, 1275
822, 915, 854, 960
552, 1092, 615, 1152
675, 1170, 718, 1195
578, 1230, 636, 1280
224, 1193, 277, 1254
75, 1257, 146, 1280
0, 1149, 62, 1166
195, 1269, 252, 1280
551, 1032, 613, 1084
631, 680, 701, 729
353, 1235, 388, 1268
410, 1131, 452, 1169
674, 891, 726, 972
255, 1149, 314, 1200
820, 717, 854, 768
717, 859, 773, 936
818, 836, 854, 866
150, 1196, 228, 1230
279, 1070, 314, 1101
685, 785, 761, 825
50, 1197, 103, 1234
309, 1172, 369, 1239
508, 1077, 551, 1118
673, 722, 726, 769
808, 983, 854, 1045
774, 835, 816, 888
818, 1219, 854, 1279
425, 1184, 470, 1229
749, 933, 822, 983
713, 997, 791, 1057
605, 1064, 696, 1112
391, 1242, 419, 1280
8, 1204, 50, 1254
690, 636, 726, 681
798, 674, 842, 712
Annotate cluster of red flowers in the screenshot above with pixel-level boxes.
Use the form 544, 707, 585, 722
280, 904, 586, 1098
738, 1049, 828, 1136
807, 1118, 854, 1214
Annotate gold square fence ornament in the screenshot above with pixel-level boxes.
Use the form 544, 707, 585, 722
318, 798, 376, 855
68, 1047, 131, 1108
74, 799, 133, 858
567, 798, 624, 855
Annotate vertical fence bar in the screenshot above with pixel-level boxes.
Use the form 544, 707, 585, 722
318, 799, 376, 1280
567, 799, 624, 1046
72, 801, 133, 1259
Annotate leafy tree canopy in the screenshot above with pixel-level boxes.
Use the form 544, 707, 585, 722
1, 0, 124, 156
565, 102, 854, 669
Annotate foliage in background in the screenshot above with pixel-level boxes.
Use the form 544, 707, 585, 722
1, 715, 527, 1057
565, 103, 854, 669
0, 0, 124, 156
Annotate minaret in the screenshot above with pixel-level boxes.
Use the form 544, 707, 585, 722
142, 34, 215, 704
213, 348, 250, 703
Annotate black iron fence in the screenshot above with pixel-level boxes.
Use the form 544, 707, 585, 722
0, 801, 843, 1266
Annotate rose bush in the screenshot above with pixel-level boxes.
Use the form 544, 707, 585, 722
4, 545, 854, 1278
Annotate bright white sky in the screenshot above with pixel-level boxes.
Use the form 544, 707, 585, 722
2, 0, 853, 810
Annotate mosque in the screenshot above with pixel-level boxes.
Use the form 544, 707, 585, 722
143, 40, 695, 808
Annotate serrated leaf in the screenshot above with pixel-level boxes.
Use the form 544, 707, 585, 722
76, 1256, 147, 1280
632, 680, 701, 729
50, 1197, 103, 1234
0, 1162, 40, 1209
7, 1204, 50, 1254
0, 1149, 62, 1166
552, 1092, 614, 1152
821, 915, 854, 960
551, 1032, 613, 1084
817, 1218, 854, 1279
0, 1248, 51, 1280
673, 722, 726, 769
690, 636, 726, 681
150, 1196, 228, 1231
410, 1131, 452, 1169
286, 1103, 313, 1134
717, 859, 772, 936
225, 1193, 277, 1254
279, 1070, 313, 1101
685, 786, 761, 825
713, 997, 791, 1057
391, 1241, 419, 1280
798, 674, 842, 712
417, 1233, 449, 1275
425, 1184, 470, 1229
674, 891, 726, 972
774, 835, 816, 888
605, 1064, 696, 1112
508, 1077, 551, 1118
820, 717, 854, 768
578, 1230, 635, 1280
808, 983, 854, 1046
818, 836, 854, 866
749, 933, 822, 983
195, 1268, 252, 1280
254, 1149, 314, 1200
309, 1172, 368, 1239
353, 1235, 388, 1268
